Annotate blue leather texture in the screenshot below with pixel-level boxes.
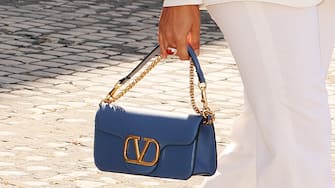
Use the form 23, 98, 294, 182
94, 103, 217, 180
188, 45, 206, 84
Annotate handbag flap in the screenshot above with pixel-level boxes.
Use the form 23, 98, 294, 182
95, 103, 203, 148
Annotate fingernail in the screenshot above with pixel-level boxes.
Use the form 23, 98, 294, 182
195, 49, 200, 56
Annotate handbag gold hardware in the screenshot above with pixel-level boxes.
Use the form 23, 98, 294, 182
103, 56, 162, 104
123, 135, 160, 167
189, 62, 215, 124
102, 55, 215, 124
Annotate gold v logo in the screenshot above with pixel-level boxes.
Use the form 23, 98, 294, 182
123, 135, 160, 166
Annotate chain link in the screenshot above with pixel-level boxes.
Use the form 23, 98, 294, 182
103, 56, 215, 124
189, 62, 215, 124
189, 62, 202, 115
103, 56, 162, 103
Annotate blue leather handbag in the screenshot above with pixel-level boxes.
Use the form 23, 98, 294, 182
94, 45, 217, 180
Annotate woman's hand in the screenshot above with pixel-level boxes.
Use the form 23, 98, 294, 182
159, 5, 200, 60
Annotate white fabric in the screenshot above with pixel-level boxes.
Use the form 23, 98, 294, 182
199, 1, 335, 188
163, 0, 323, 7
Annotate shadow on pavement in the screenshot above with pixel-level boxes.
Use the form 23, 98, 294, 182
0, 0, 223, 92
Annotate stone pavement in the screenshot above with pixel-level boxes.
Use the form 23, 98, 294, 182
0, 0, 334, 187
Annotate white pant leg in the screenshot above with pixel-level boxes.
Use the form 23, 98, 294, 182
201, 94, 257, 188
318, 0, 335, 78
202, 2, 335, 188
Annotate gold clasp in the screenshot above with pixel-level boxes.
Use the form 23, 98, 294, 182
103, 82, 122, 103
123, 135, 160, 167
101, 55, 162, 104
199, 83, 209, 109
189, 62, 215, 125
199, 83, 215, 124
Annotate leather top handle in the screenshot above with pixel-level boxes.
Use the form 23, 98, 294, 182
187, 45, 206, 84
118, 45, 206, 86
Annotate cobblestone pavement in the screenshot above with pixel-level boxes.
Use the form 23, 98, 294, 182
0, 0, 334, 187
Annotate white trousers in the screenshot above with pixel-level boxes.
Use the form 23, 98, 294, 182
202, 1, 335, 188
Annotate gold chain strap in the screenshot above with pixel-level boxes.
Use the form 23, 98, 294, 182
102, 56, 215, 124
189, 62, 215, 124
103, 56, 162, 104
